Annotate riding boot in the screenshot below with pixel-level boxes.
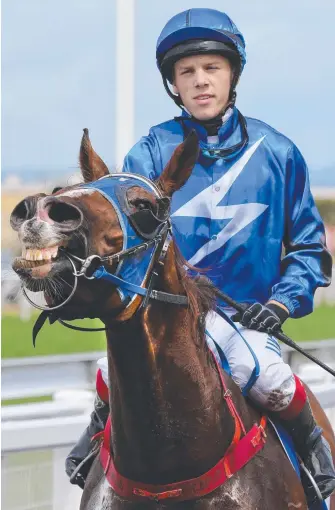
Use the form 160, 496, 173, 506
65, 393, 110, 489
279, 399, 335, 504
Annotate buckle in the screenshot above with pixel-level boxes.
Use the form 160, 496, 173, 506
259, 424, 267, 439
133, 488, 182, 502
251, 423, 267, 447
79, 255, 102, 279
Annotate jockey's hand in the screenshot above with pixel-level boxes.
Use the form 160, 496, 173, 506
231, 302, 289, 333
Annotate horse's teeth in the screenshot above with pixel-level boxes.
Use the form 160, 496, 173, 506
23, 246, 59, 262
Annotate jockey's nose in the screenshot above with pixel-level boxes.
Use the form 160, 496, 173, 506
194, 68, 209, 88
38, 197, 83, 232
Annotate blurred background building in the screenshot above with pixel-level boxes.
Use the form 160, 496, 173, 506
2, 1, 335, 509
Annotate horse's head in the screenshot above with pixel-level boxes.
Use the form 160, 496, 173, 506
10, 129, 199, 319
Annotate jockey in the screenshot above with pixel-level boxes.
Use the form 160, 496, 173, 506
66, 7, 335, 504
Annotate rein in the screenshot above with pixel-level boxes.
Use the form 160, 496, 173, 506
66, 227, 188, 308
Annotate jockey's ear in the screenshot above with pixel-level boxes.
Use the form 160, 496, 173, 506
79, 128, 109, 182
156, 130, 199, 197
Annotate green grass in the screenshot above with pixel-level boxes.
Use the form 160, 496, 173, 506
1, 395, 53, 406
1, 313, 106, 358
282, 304, 335, 341
1, 305, 334, 359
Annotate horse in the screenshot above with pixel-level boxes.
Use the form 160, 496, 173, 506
10, 129, 335, 510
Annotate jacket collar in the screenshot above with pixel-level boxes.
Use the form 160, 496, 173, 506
175, 107, 246, 160
179, 107, 239, 142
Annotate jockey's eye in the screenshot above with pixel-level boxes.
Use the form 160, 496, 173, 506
131, 198, 156, 213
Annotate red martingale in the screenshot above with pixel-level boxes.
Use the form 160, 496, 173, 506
99, 352, 267, 503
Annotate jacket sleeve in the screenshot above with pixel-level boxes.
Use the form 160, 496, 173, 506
269, 144, 332, 318
122, 130, 162, 180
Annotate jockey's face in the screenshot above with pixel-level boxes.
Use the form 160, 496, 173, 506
173, 54, 232, 120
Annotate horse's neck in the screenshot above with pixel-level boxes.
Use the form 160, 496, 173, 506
104, 245, 235, 484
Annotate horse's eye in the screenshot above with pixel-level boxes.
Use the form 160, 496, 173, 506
131, 199, 155, 212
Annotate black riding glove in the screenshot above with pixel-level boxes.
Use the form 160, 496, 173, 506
231, 302, 289, 333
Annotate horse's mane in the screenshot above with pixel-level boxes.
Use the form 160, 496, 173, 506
173, 241, 217, 342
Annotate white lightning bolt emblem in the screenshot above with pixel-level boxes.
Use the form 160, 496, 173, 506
172, 137, 269, 265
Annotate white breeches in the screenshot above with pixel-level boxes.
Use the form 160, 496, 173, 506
206, 310, 296, 411
97, 309, 296, 413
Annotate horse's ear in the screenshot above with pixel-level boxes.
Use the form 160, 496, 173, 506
156, 130, 199, 196
79, 128, 109, 182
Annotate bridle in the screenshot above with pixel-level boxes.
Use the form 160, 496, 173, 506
26, 174, 189, 343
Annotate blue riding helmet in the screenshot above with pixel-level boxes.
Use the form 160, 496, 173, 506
156, 8, 246, 93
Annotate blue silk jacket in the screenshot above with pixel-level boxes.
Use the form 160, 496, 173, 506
122, 107, 332, 318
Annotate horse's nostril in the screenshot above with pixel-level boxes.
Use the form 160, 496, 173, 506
46, 200, 82, 230
14, 200, 29, 219
48, 202, 78, 222
10, 199, 31, 231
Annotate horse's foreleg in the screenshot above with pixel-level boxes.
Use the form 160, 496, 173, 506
303, 382, 335, 509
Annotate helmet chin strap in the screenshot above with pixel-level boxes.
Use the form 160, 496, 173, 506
162, 76, 184, 107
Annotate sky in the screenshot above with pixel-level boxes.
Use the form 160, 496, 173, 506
2, 0, 335, 177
